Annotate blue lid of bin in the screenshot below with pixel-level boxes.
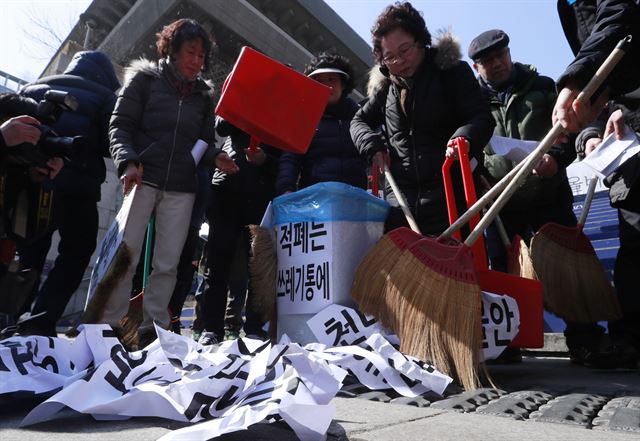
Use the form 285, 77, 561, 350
272, 182, 390, 224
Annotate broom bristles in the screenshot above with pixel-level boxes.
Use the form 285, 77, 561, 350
385, 249, 483, 391
82, 243, 132, 324
531, 232, 621, 323
248, 224, 277, 324
507, 237, 538, 280
352, 234, 406, 329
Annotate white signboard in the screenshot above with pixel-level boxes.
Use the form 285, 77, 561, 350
85, 186, 137, 307
276, 220, 333, 314
566, 160, 608, 196
480, 291, 520, 361
582, 127, 640, 179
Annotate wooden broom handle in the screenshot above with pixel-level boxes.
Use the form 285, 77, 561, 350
464, 36, 630, 247
579, 176, 599, 226
382, 163, 422, 234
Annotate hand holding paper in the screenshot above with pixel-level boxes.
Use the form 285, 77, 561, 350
582, 125, 640, 178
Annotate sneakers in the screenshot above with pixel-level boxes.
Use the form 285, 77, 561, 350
198, 331, 219, 346
224, 329, 240, 341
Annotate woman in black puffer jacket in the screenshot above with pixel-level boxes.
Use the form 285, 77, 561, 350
276, 53, 367, 194
103, 19, 237, 347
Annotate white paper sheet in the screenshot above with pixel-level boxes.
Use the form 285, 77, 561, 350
191, 139, 208, 166
3, 317, 453, 441
581, 126, 640, 178
490, 135, 538, 163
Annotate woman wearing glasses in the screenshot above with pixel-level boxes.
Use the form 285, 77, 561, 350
351, 1, 494, 235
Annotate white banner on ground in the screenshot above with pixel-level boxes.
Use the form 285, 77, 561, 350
480, 291, 520, 361
86, 186, 137, 306
1, 318, 451, 440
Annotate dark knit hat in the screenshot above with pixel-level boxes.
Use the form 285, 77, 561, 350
468, 29, 510, 61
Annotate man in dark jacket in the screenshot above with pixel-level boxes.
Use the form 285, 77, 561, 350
470, 29, 605, 364
350, 3, 494, 235
554, 0, 640, 368
200, 117, 280, 343
18, 50, 120, 336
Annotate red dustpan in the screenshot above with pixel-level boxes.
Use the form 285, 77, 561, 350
215, 46, 331, 153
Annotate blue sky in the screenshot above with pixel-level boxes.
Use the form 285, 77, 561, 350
0, 0, 574, 84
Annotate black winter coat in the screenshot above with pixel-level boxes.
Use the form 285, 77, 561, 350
110, 59, 220, 193
212, 116, 280, 200
350, 33, 494, 231
20, 51, 120, 200
276, 97, 367, 194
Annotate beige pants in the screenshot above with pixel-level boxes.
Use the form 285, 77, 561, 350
101, 184, 195, 331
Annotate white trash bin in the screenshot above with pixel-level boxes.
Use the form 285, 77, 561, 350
271, 182, 390, 344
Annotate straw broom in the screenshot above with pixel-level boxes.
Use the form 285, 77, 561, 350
248, 224, 278, 327
494, 214, 537, 280
384, 40, 629, 388
351, 164, 423, 331
351, 227, 423, 331
531, 176, 621, 323
386, 239, 483, 390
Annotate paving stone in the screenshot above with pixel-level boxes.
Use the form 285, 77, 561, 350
529, 393, 608, 427
476, 391, 553, 420
355, 390, 394, 402
389, 396, 432, 407
592, 396, 640, 433
431, 388, 506, 412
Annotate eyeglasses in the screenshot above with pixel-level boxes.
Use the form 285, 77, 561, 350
382, 41, 417, 65
476, 47, 510, 66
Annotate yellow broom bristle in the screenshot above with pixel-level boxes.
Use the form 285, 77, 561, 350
351, 234, 407, 329
531, 234, 621, 323
248, 224, 277, 324
82, 243, 132, 324
385, 249, 483, 391
508, 238, 538, 280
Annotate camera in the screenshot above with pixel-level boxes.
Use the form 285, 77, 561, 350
7, 90, 85, 168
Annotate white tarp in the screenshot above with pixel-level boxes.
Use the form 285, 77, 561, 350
0, 309, 452, 441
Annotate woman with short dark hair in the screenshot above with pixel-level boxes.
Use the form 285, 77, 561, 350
351, 2, 495, 235
276, 52, 367, 194
103, 18, 238, 348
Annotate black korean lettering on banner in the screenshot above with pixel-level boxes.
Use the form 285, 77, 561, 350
236, 338, 271, 356
324, 317, 351, 346
104, 345, 148, 394
480, 300, 489, 349
212, 356, 249, 381
131, 366, 172, 387
354, 309, 378, 328
295, 265, 303, 301
279, 223, 293, 256
276, 269, 286, 298
293, 222, 309, 254
32, 339, 59, 374
304, 263, 316, 301
184, 392, 216, 421
10, 343, 34, 375
489, 298, 515, 347
240, 384, 280, 407
0, 354, 10, 372
214, 385, 240, 412
310, 222, 327, 251
317, 262, 330, 300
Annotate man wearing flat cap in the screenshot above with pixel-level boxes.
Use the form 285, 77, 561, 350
469, 29, 604, 365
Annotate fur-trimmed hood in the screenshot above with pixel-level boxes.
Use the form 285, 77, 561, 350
366, 30, 462, 95
123, 57, 214, 95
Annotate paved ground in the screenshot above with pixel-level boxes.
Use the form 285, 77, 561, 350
2, 351, 640, 441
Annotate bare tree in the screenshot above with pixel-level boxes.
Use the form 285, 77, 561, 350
20, 4, 80, 62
